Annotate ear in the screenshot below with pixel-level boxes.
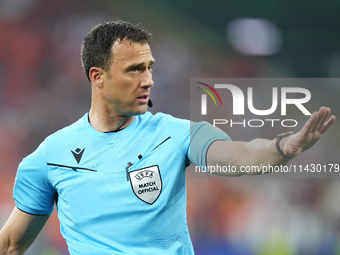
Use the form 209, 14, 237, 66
89, 67, 104, 88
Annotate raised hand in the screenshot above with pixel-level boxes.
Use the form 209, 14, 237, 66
283, 106, 336, 157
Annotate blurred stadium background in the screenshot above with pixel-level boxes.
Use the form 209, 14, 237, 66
0, 0, 340, 254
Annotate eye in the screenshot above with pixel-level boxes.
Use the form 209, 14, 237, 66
148, 65, 155, 72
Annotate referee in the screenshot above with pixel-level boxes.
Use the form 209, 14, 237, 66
0, 20, 335, 255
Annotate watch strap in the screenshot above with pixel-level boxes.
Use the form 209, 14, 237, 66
276, 131, 294, 159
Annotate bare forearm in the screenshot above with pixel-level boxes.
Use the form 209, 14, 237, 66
0, 231, 23, 255
242, 137, 291, 173
0, 247, 23, 255
207, 137, 290, 176
0, 207, 49, 255
0, 232, 10, 255
251, 135, 291, 161
0, 226, 28, 255
206, 107, 335, 176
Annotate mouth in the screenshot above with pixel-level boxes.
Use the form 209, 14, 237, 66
137, 94, 149, 104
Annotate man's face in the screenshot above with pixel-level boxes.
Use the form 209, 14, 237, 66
102, 39, 155, 117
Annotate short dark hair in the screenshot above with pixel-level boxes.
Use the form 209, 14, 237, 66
81, 20, 152, 82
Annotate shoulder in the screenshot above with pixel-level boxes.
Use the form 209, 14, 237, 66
19, 115, 87, 164
137, 111, 190, 132
138, 112, 192, 154
45, 114, 87, 142
34, 114, 90, 163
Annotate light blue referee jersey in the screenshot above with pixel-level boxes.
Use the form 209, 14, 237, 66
13, 112, 231, 255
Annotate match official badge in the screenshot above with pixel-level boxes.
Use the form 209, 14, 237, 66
129, 165, 162, 205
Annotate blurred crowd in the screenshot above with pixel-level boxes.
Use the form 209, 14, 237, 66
0, 0, 339, 254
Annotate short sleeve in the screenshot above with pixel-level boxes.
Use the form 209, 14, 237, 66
164, 114, 231, 168
189, 121, 231, 168
13, 141, 56, 216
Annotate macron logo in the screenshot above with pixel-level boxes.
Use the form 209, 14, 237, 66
71, 148, 85, 164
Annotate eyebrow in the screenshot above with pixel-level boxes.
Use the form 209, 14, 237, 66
125, 60, 155, 72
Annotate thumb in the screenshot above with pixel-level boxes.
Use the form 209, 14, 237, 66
283, 144, 295, 156
282, 134, 303, 157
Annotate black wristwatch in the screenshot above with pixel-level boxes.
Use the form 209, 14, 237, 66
276, 131, 294, 159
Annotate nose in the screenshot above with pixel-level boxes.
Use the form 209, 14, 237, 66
140, 70, 154, 88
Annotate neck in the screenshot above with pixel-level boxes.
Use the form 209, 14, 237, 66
88, 109, 135, 133
89, 95, 135, 132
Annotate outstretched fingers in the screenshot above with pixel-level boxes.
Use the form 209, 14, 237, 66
301, 107, 335, 137
316, 107, 330, 132
301, 111, 319, 137
320, 115, 336, 134
288, 106, 335, 154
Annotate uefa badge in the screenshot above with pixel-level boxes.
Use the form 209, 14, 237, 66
129, 165, 162, 205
